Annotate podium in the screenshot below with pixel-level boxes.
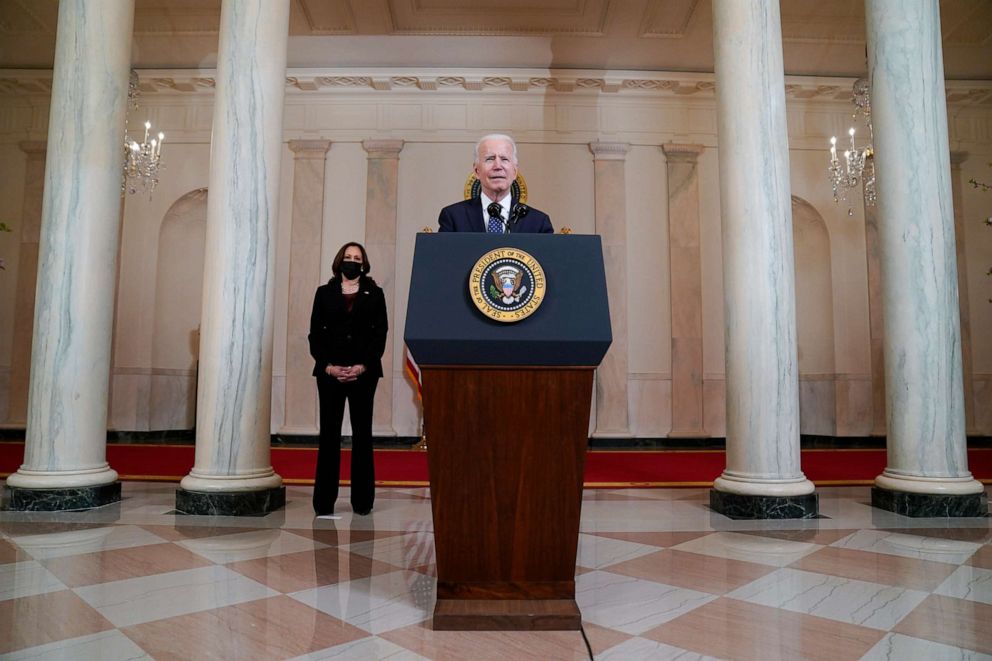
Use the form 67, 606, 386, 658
405, 232, 611, 630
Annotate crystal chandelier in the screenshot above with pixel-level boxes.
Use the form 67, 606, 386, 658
828, 77, 876, 214
122, 71, 165, 196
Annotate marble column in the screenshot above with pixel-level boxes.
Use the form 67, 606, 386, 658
6, 141, 46, 425
283, 140, 331, 435
866, 0, 985, 516
177, 0, 291, 516
589, 142, 631, 439
863, 190, 887, 436
362, 139, 403, 438
710, 0, 817, 519
949, 152, 976, 434
663, 143, 707, 437
6, 1, 134, 511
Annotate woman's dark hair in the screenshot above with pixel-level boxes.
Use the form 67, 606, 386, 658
331, 241, 371, 279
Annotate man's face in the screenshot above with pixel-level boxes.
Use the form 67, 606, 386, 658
474, 139, 518, 200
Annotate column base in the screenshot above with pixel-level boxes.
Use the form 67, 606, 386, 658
710, 490, 819, 520
667, 430, 710, 439
871, 487, 988, 518
6, 482, 122, 511
590, 431, 634, 439
175, 486, 285, 516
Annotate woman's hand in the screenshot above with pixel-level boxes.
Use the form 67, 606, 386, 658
340, 364, 366, 382
326, 364, 365, 382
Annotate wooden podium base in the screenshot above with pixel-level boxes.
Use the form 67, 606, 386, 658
433, 598, 581, 631
422, 366, 593, 632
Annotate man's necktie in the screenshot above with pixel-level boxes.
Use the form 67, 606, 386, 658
486, 202, 503, 233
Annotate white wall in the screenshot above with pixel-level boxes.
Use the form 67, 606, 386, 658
0, 143, 27, 421
1, 70, 990, 437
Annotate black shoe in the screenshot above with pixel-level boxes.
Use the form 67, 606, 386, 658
314, 508, 334, 516
353, 507, 372, 516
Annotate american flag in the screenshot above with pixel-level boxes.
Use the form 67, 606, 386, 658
403, 344, 421, 400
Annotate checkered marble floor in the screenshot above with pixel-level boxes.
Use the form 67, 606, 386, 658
1, 483, 990, 660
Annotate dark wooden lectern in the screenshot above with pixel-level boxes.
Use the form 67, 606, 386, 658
405, 233, 611, 631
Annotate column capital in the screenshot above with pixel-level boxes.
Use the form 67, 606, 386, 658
588, 141, 629, 161
662, 142, 704, 162
18, 140, 47, 155
363, 139, 405, 159
288, 140, 331, 159
949, 151, 969, 168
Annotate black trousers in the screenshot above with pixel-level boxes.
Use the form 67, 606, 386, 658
313, 373, 378, 514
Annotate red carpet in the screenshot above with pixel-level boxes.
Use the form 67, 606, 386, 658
1, 442, 989, 488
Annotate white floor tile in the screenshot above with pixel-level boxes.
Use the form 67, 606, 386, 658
726, 567, 928, 630
345, 531, 435, 570
598, 637, 721, 661
831, 530, 982, 564
10, 525, 168, 560
290, 570, 435, 635
576, 533, 660, 569
177, 529, 328, 563
0, 560, 66, 601
290, 635, 430, 660
1, 629, 152, 661
670, 531, 820, 566
576, 570, 715, 635
935, 565, 992, 605
861, 633, 992, 661
74, 565, 278, 627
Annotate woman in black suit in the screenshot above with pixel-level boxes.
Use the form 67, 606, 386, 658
308, 242, 388, 516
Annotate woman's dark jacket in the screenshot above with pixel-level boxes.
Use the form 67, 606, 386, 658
308, 276, 388, 378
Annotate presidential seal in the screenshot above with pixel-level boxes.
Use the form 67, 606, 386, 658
469, 248, 546, 322
464, 172, 527, 203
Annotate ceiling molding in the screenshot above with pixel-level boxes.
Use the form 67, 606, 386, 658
779, 1, 866, 45
0, 0, 56, 34
3, 69, 989, 106
133, 6, 222, 36
0, 1, 988, 77
639, 0, 700, 39
941, 0, 992, 46
384, 0, 611, 36
293, 0, 356, 36
0, 75, 52, 95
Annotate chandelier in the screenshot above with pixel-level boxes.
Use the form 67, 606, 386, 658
828, 77, 876, 214
122, 71, 165, 196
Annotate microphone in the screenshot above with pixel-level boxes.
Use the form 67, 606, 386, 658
506, 203, 529, 233
486, 202, 504, 233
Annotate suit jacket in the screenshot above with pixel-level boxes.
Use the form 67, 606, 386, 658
308, 276, 388, 378
437, 198, 554, 233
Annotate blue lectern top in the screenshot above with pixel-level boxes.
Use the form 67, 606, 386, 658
403, 233, 612, 367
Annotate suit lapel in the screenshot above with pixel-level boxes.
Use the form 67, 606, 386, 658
470, 199, 486, 232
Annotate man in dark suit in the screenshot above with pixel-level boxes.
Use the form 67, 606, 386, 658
437, 134, 554, 233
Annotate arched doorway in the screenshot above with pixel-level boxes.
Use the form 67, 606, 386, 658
149, 188, 207, 430
792, 195, 836, 435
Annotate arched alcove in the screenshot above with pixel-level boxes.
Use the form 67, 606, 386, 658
149, 188, 207, 430
792, 195, 836, 435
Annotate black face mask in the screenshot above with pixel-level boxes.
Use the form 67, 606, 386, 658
340, 261, 363, 280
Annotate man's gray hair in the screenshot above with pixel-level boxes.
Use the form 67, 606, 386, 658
474, 134, 518, 164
